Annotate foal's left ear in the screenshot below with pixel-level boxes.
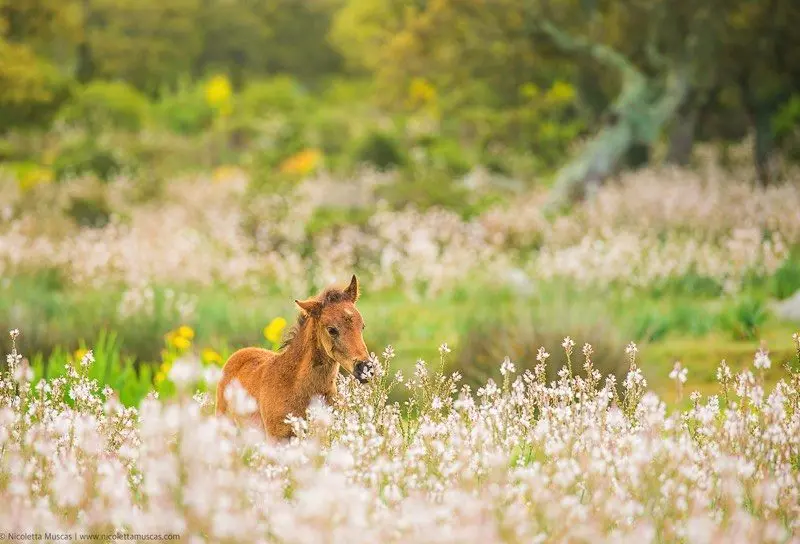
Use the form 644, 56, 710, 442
344, 274, 360, 302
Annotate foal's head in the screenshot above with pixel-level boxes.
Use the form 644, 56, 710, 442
295, 275, 372, 383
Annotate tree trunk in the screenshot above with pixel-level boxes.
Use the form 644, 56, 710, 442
666, 106, 698, 166
536, 21, 691, 211
752, 108, 774, 186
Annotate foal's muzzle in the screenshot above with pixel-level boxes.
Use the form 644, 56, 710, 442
353, 360, 373, 384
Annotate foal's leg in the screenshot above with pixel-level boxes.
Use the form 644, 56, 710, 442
261, 404, 294, 440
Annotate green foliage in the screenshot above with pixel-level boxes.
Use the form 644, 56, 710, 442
351, 130, 405, 170
719, 297, 768, 341
770, 254, 800, 299
305, 207, 372, 237
238, 77, 310, 119
59, 81, 149, 132
66, 195, 112, 228
420, 138, 472, 176
154, 81, 214, 135
454, 293, 630, 387
0, 41, 72, 131
52, 139, 129, 181
773, 95, 800, 162
31, 331, 153, 407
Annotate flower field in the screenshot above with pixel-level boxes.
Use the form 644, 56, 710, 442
2, 165, 800, 542
1, 330, 799, 542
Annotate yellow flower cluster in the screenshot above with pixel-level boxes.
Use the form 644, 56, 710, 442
278, 149, 322, 176
166, 325, 194, 352
201, 347, 223, 366
408, 77, 437, 107
263, 316, 287, 346
204, 74, 233, 117
17, 164, 54, 192
157, 325, 196, 385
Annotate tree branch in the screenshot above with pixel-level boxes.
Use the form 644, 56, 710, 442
537, 20, 643, 85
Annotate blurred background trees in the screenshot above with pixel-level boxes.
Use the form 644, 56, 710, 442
1, 0, 799, 195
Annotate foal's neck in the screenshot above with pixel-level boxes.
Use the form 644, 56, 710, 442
279, 319, 337, 393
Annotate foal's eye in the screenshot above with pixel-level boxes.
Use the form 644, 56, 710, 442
327, 326, 339, 336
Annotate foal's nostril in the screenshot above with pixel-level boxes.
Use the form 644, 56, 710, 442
353, 360, 372, 383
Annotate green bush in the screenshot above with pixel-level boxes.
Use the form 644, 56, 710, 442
154, 81, 214, 135
455, 306, 629, 388
719, 297, 768, 341
52, 139, 129, 181
454, 287, 629, 387
424, 138, 472, 176
311, 109, 353, 157
351, 130, 406, 170
30, 331, 153, 407
59, 81, 149, 132
66, 195, 112, 228
0, 42, 72, 132
770, 254, 800, 300
238, 77, 310, 119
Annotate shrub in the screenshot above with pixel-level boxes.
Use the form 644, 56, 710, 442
310, 109, 353, 158
52, 139, 129, 181
454, 292, 629, 387
719, 297, 768, 341
770, 253, 800, 300
66, 195, 112, 228
0, 42, 72, 132
58, 81, 149, 132
351, 130, 406, 171
238, 76, 310, 119
423, 138, 472, 176
154, 81, 214, 134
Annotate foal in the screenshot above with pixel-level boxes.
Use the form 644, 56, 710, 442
216, 275, 372, 439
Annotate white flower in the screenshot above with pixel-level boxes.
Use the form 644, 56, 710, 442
561, 337, 575, 351
717, 360, 732, 382
169, 357, 200, 388
625, 342, 638, 357
223, 379, 257, 415
500, 357, 516, 376
536, 347, 550, 363
669, 362, 688, 384
438, 343, 451, 355
754, 348, 771, 370
80, 349, 95, 368
9, 328, 19, 340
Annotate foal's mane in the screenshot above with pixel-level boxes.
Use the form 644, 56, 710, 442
279, 287, 350, 351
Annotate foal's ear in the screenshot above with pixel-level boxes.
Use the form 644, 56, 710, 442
344, 274, 360, 302
295, 298, 323, 318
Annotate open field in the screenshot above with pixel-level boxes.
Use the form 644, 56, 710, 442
3, 1, 800, 539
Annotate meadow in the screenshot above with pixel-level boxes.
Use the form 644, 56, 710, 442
3, 149, 800, 541
4, 0, 800, 539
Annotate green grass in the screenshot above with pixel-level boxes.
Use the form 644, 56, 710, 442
2, 271, 798, 407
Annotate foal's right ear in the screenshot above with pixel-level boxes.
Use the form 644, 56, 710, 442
295, 298, 323, 318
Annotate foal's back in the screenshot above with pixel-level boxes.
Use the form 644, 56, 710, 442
216, 347, 278, 417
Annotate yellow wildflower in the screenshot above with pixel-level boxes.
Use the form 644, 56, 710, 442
545, 81, 576, 105
204, 74, 232, 113
177, 325, 195, 340
155, 371, 166, 385
17, 165, 54, 192
73, 348, 88, 362
172, 335, 191, 351
202, 348, 223, 366
264, 317, 288, 345
408, 77, 437, 107
278, 148, 322, 176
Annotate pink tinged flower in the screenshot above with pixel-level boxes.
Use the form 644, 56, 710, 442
754, 348, 771, 370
